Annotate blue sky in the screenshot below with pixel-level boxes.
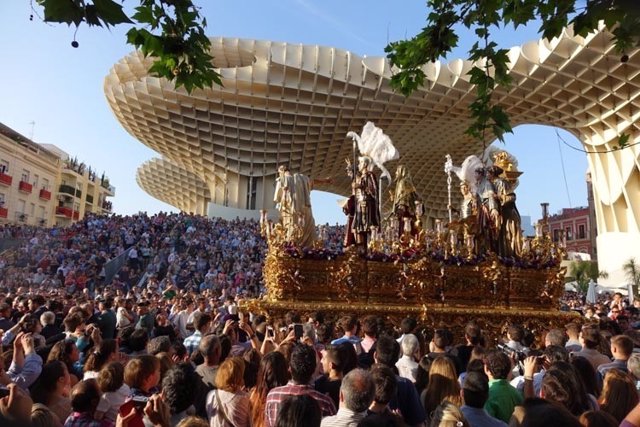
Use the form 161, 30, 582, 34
0, 1, 588, 225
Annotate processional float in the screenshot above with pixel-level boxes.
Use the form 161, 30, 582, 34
241, 123, 578, 344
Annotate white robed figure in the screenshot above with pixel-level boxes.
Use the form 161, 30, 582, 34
274, 164, 317, 247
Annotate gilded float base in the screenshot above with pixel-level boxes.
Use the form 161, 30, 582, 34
245, 248, 574, 345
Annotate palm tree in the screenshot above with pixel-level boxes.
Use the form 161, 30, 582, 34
569, 261, 608, 293
570, 261, 591, 293
623, 258, 640, 298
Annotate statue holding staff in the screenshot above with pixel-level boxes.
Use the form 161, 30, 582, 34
353, 156, 380, 244
345, 122, 399, 249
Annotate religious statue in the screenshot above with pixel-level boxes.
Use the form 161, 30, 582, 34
345, 122, 399, 249
341, 162, 357, 247
273, 164, 319, 247
274, 165, 296, 241
389, 164, 422, 238
488, 158, 524, 258
475, 167, 500, 253
351, 156, 380, 245
446, 177, 480, 256
458, 181, 478, 221
449, 154, 501, 255
459, 180, 481, 253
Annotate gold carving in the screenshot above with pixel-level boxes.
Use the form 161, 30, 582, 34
255, 192, 572, 342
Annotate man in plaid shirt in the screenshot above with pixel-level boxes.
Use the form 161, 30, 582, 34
265, 343, 336, 426
183, 312, 211, 356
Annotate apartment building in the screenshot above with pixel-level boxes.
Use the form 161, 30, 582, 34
0, 122, 114, 227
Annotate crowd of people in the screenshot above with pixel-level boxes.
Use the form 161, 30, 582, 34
0, 213, 639, 427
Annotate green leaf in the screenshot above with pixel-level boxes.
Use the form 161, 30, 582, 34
126, 28, 143, 46
143, 34, 163, 56
618, 133, 630, 148
132, 6, 156, 26
93, 0, 133, 27
37, 0, 84, 26
84, 5, 102, 27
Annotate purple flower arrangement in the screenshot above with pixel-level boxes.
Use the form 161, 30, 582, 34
278, 244, 560, 270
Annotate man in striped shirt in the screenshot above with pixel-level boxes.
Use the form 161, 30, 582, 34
265, 343, 336, 427
183, 312, 211, 356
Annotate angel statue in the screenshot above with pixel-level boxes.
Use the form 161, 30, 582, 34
346, 122, 399, 249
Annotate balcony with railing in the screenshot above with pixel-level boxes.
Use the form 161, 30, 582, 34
18, 180, 33, 194
59, 185, 82, 199
39, 188, 51, 200
55, 206, 73, 218
102, 200, 113, 212
0, 207, 7, 218
59, 184, 75, 196
0, 172, 12, 186
15, 211, 28, 223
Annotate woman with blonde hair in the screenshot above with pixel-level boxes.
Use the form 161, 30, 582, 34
599, 369, 639, 423
177, 416, 209, 427
429, 401, 470, 427
422, 356, 463, 420
206, 356, 250, 427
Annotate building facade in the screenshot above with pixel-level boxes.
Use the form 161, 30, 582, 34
0, 123, 114, 227
549, 207, 595, 258
548, 171, 598, 260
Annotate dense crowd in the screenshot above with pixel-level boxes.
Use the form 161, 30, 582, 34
0, 213, 640, 427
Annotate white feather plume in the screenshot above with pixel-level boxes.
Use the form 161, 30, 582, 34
450, 155, 483, 194
347, 122, 399, 184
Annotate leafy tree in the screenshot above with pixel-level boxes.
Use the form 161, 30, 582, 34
623, 257, 640, 297
35, 0, 221, 93
385, 0, 640, 149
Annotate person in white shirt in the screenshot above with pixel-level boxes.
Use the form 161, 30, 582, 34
396, 317, 417, 345
173, 298, 194, 339
115, 297, 133, 330
396, 333, 420, 383
31, 268, 46, 285
187, 297, 207, 325
95, 362, 130, 423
